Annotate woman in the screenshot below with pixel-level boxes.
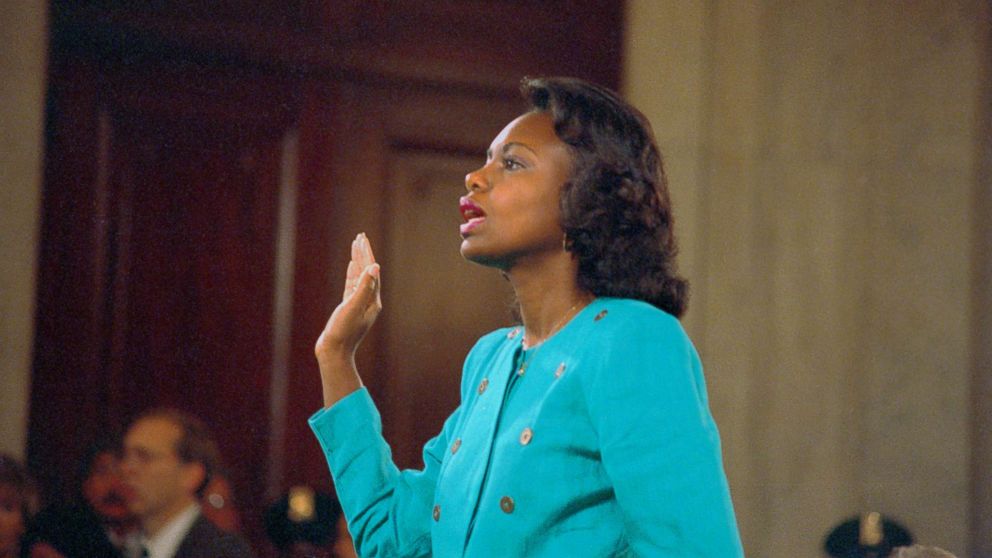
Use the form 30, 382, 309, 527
310, 77, 743, 557
0, 454, 38, 558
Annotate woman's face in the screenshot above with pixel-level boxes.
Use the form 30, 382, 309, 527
0, 484, 24, 557
460, 111, 573, 269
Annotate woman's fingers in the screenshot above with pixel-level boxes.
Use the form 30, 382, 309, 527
360, 233, 377, 267
343, 260, 358, 300
339, 233, 382, 316
361, 236, 381, 315
354, 263, 381, 315
343, 233, 375, 301
314, 233, 381, 402
352, 233, 364, 265
319, 263, 380, 354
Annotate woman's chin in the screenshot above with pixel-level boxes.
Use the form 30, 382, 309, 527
460, 242, 508, 270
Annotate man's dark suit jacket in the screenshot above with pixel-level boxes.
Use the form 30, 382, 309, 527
173, 515, 255, 558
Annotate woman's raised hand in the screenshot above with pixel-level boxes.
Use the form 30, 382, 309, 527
314, 233, 382, 407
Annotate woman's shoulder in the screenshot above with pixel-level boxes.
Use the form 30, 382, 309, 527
586, 297, 684, 334
564, 297, 695, 363
571, 299, 704, 399
474, 325, 521, 350
463, 325, 519, 367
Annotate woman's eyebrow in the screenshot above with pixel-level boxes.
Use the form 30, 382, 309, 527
485, 141, 539, 161
503, 142, 538, 156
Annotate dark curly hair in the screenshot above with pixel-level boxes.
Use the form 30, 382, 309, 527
0, 453, 40, 522
521, 77, 688, 317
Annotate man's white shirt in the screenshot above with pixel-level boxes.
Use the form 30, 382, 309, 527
140, 504, 201, 558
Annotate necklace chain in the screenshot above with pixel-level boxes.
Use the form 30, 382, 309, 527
516, 297, 592, 377
521, 299, 588, 350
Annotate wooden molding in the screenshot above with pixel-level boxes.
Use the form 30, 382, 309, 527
52, 1, 624, 91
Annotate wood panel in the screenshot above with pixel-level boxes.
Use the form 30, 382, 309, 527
50, 0, 623, 92
30, 59, 107, 500
105, 113, 285, 546
30, 59, 299, 548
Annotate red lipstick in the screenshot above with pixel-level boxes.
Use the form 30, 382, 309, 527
459, 197, 486, 236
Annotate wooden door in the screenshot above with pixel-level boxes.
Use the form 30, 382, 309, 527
30, 60, 299, 546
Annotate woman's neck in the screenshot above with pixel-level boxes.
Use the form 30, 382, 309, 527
507, 252, 591, 347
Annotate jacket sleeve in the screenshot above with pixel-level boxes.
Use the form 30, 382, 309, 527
579, 312, 744, 557
309, 388, 460, 558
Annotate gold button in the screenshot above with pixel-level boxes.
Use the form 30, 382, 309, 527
500, 496, 515, 514
451, 438, 461, 454
432, 504, 441, 521
478, 378, 489, 395
594, 309, 608, 321
519, 427, 533, 445
517, 363, 526, 376
554, 362, 566, 378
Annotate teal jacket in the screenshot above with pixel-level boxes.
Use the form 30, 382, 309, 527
309, 298, 743, 557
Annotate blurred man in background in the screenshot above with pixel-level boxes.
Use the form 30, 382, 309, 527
122, 409, 254, 558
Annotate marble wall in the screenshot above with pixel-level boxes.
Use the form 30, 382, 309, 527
0, 1, 47, 460
625, 1, 989, 555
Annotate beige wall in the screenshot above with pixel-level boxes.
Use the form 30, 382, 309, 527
0, 1, 47, 460
625, 1, 989, 556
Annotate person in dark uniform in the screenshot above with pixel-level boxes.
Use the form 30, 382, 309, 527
121, 409, 254, 558
824, 512, 914, 558
263, 486, 356, 558
890, 545, 957, 558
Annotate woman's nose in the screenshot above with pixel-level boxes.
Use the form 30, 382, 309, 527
465, 166, 489, 193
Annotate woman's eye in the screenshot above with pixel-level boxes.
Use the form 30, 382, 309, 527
503, 157, 523, 170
